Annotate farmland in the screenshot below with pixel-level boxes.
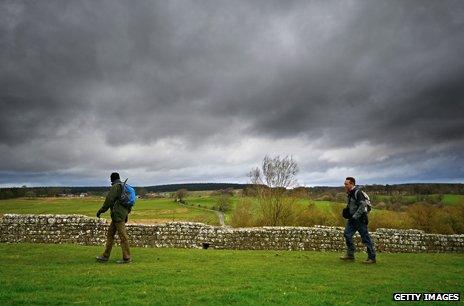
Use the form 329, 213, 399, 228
0, 193, 463, 233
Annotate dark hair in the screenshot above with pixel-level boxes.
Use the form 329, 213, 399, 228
345, 177, 356, 185
110, 172, 120, 182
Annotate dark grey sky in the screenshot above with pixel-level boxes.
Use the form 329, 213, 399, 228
1, 0, 463, 187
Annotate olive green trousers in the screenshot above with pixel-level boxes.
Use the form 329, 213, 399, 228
102, 221, 131, 260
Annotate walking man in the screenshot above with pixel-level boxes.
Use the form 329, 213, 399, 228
96, 172, 132, 264
340, 177, 376, 264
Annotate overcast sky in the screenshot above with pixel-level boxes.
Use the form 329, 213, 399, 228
1, 0, 463, 187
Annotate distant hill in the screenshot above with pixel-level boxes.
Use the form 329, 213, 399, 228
143, 183, 250, 192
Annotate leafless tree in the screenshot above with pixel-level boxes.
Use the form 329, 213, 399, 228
249, 155, 299, 226
249, 155, 298, 189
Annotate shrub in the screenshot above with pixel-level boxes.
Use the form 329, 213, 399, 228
406, 203, 434, 232
231, 199, 256, 227
329, 203, 347, 227
255, 195, 300, 226
291, 187, 310, 199
430, 209, 454, 235
296, 203, 337, 227
317, 194, 334, 201
405, 203, 464, 234
335, 193, 346, 202
375, 201, 387, 210
217, 194, 231, 213
444, 205, 464, 234
242, 187, 257, 197
368, 210, 413, 231
174, 189, 188, 203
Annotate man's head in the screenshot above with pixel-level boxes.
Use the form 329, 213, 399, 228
344, 177, 356, 192
110, 172, 120, 183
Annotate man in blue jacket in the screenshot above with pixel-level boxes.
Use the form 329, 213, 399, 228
340, 177, 376, 264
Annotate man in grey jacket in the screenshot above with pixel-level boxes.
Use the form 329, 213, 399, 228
340, 177, 376, 264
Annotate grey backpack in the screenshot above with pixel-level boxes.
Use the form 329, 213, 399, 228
354, 189, 372, 213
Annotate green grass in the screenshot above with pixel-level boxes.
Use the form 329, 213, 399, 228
184, 196, 221, 209
370, 194, 464, 206
1, 194, 462, 229
0, 197, 219, 225
441, 194, 464, 206
0, 243, 462, 305
310, 200, 343, 211
0, 196, 256, 226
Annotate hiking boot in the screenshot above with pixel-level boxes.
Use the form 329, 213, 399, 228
362, 258, 376, 264
116, 258, 132, 264
96, 256, 109, 263
339, 254, 355, 260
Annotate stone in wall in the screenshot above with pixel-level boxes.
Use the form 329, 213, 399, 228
0, 214, 463, 253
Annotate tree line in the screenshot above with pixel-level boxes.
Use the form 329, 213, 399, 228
1, 182, 463, 200
0, 183, 251, 200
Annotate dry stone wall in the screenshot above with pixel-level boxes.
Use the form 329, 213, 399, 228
1, 214, 463, 253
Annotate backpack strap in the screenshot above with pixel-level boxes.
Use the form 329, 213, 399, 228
118, 179, 128, 196
353, 188, 365, 201
354, 188, 360, 200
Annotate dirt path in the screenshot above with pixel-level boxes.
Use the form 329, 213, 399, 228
216, 211, 225, 226
178, 202, 225, 226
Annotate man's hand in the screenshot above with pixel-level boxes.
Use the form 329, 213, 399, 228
96, 210, 102, 218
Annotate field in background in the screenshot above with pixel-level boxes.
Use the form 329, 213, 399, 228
0, 243, 462, 305
0, 195, 341, 224
441, 194, 464, 205
0, 193, 463, 233
0, 196, 220, 225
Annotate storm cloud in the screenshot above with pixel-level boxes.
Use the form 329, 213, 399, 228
1, 0, 463, 186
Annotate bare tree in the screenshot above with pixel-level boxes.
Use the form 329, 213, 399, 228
175, 189, 188, 203
249, 155, 299, 226
249, 155, 298, 189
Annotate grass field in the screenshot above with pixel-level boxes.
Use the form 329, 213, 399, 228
0, 243, 462, 305
1, 194, 463, 231
370, 194, 464, 206
0, 196, 333, 226
0, 197, 220, 225
441, 194, 464, 206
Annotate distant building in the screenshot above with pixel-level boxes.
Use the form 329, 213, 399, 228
145, 192, 169, 198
